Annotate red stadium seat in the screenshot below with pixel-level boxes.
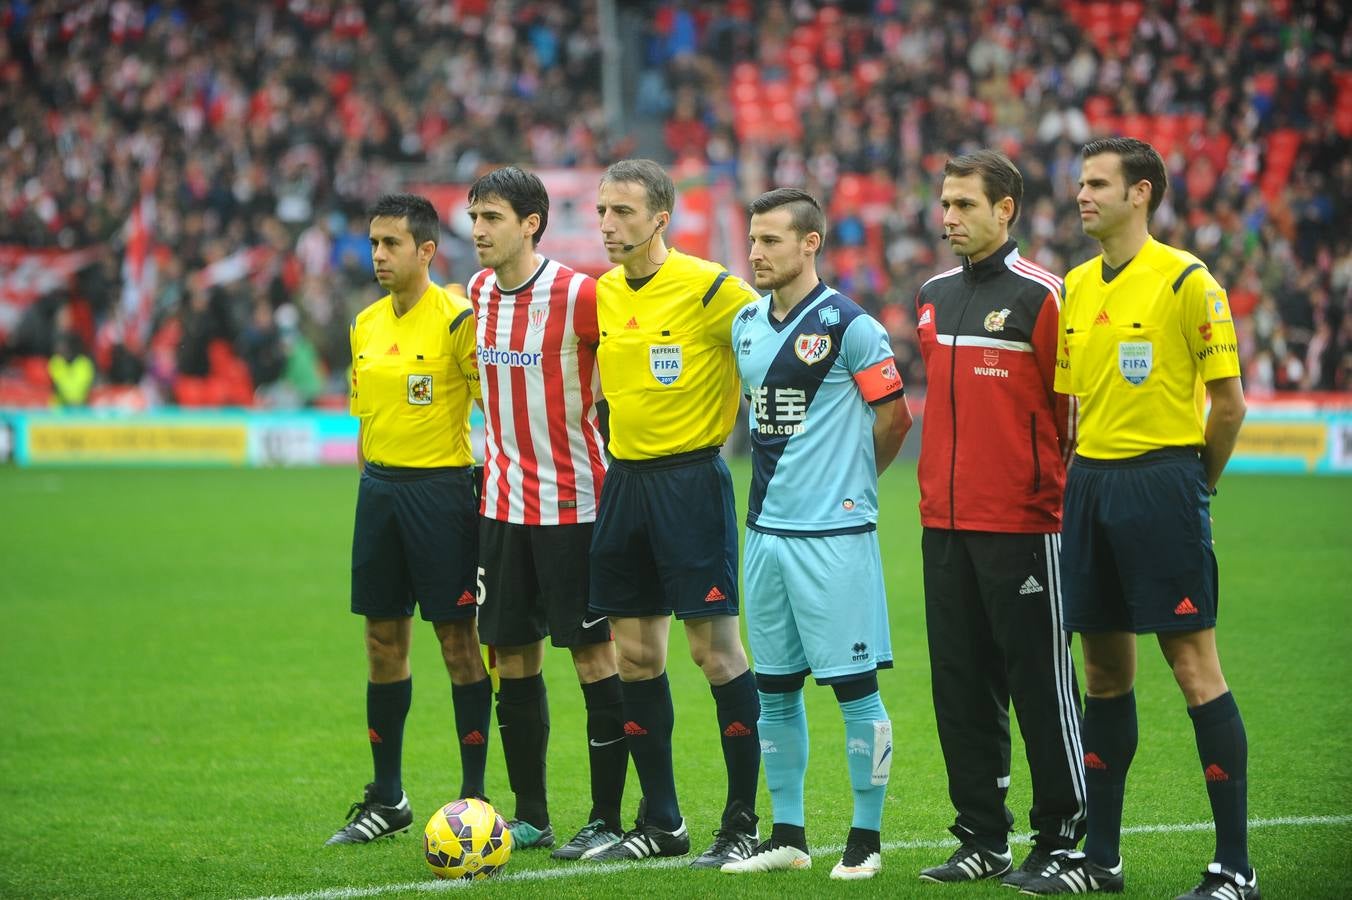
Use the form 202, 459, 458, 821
20, 355, 51, 388
1084, 95, 1115, 127
1120, 114, 1150, 138
1336, 105, 1352, 138
769, 101, 803, 140
731, 62, 760, 85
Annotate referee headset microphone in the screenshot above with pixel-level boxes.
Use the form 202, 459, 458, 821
622, 215, 666, 254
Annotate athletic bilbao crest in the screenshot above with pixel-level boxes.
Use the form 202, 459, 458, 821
649, 344, 682, 385
1118, 341, 1152, 385
407, 374, 433, 404
794, 333, 831, 365
528, 302, 548, 333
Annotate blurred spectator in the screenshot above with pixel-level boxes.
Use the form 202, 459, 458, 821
48, 331, 94, 407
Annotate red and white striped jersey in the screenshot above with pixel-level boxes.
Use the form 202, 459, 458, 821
469, 258, 607, 525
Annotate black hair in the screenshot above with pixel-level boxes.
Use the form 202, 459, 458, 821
749, 188, 827, 255
600, 159, 676, 216
467, 166, 550, 246
943, 150, 1024, 225
367, 193, 440, 246
1081, 137, 1168, 217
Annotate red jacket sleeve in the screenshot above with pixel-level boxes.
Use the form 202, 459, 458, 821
1031, 291, 1076, 461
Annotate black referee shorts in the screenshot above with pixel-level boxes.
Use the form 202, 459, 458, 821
350, 463, 479, 623
588, 447, 739, 620
1061, 448, 1218, 634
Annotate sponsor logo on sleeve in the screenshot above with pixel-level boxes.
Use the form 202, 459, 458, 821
1206, 289, 1232, 324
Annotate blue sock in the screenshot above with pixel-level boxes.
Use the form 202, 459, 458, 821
367, 678, 412, 805
1082, 691, 1137, 867
839, 692, 891, 831
1189, 692, 1249, 876
620, 673, 680, 830
757, 689, 808, 827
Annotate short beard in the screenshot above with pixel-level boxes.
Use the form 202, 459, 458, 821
758, 261, 804, 293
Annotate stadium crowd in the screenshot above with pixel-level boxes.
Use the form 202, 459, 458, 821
0, 0, 1348, 408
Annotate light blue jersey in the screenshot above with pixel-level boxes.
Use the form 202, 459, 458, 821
732, 282, 903, 536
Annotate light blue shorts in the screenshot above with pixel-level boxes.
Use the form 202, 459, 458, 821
744, 529, 893, 684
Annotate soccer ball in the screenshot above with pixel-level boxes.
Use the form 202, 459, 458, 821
423, 797, 513, 880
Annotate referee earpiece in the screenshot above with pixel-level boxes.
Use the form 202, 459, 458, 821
621, 218, 666, 253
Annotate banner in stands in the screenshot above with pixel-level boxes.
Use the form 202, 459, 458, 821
1226, 398, 1352, 474
0, 246, 101, 342
2, 410, 484, 467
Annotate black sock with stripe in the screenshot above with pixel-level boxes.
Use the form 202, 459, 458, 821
1189, 691, 1249, 876
451, 676, 492, 799
619, 672, 680, 830
711, 669, 761, 818
367, 678, 412, 806
1081, 690, 1136, 867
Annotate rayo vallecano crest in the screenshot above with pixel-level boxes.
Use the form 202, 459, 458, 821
983, 307, 1012, 332
1118, 341, 1152, 385
649, 344, 682, 385
794, 333, 832, 365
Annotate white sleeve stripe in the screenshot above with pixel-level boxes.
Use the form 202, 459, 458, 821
935, 335, 1034, 351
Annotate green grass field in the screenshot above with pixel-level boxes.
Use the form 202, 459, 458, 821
1, 462, 1349, 899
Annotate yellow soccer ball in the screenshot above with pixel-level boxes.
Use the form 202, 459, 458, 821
423, 797, 513, 880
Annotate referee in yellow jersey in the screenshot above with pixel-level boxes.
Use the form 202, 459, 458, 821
326, 194, 493, 845
1021, 140, 1252, 900
584, 160, 763, 868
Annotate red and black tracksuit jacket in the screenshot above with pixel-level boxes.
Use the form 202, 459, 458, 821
915, 240, 1074, 533
914, 241, 1086, 851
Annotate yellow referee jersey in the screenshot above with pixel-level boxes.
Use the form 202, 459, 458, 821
350, 282, 481, 468
596, 248, 760, 460
1056, 237, 1240, 459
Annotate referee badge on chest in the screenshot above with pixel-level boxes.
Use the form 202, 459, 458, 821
408, 374, 433, 404
1118, 341, 1152, 385
649, 344, 682, 385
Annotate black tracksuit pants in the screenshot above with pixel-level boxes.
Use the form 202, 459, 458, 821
922, 528, 1087, 852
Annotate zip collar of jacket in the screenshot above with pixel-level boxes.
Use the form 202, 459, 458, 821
961, 238, 1019, 284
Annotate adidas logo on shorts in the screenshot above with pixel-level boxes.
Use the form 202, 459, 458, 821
1018, 576, 1044, 595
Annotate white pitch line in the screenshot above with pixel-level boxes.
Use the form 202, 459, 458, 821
243, 814, 1352, 900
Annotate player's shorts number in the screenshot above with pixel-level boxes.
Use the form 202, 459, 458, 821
476, 566, 486, 606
